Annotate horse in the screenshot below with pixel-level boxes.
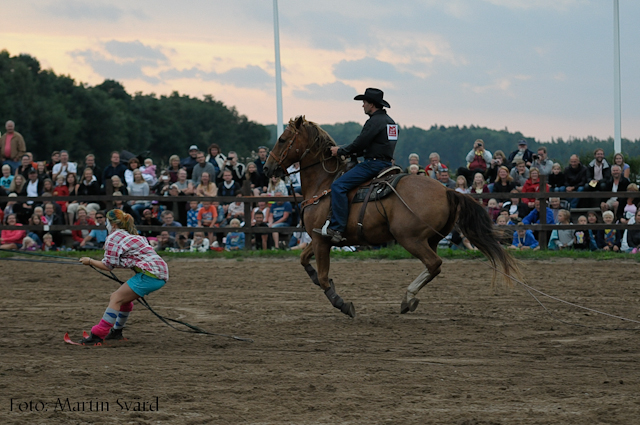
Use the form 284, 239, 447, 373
264, 116, 521, 318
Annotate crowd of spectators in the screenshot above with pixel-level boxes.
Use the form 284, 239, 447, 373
0, 120, 303, 252
2, 118, 639, 254
405, 138, 638, 252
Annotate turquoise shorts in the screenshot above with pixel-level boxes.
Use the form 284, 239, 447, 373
126, 273, 166, 297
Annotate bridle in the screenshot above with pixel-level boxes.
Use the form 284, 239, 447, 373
268, 125, 339, 177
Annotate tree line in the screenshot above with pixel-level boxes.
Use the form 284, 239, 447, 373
3, 50, 638, 175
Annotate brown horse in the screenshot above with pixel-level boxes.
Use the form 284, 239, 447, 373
264, 116, 521, 318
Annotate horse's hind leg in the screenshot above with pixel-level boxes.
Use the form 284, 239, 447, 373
399, 237, 443, 314
300, 243, 320, 287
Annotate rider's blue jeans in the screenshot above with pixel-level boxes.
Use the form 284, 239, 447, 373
329, 159, 392, 232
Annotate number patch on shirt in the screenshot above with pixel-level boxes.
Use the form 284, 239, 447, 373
387, 124, 398, 141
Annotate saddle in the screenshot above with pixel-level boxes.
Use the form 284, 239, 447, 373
352, 167, 405, 204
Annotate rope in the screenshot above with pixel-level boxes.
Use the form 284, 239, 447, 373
381, 183, 640, 331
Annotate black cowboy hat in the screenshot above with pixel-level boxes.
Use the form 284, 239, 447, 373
354, 88, 390, 108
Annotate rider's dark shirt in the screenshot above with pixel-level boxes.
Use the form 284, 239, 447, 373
336, 109, 397, 161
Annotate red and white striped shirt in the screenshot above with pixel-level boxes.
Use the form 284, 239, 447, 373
102, 229, 169, 281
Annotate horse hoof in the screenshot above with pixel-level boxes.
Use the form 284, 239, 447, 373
341, 302, 356, 318
400, 298, 420, 314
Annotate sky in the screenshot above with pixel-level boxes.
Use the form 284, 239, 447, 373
3, 0, 640, 143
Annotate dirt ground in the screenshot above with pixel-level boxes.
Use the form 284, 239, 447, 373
1, 256, 640, 424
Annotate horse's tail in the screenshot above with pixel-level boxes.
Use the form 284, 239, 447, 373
447, 190, 522, 287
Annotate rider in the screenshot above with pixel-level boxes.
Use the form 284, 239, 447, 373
313, 88, 398, 243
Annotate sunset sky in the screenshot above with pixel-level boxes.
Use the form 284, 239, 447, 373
3, 0, 640, 142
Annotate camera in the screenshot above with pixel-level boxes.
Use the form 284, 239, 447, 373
532, 154, 539, 160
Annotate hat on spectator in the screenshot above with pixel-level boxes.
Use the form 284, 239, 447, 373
189, 145, 198, 151
151, 200, 159, 205
518, 140, 527, 146
27, 167, 37, 174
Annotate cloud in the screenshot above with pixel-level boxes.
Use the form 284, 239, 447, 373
71, 49, 159, 84
43, 0, 148, 22
293, 82, 357, 101
483, 0, 589, 11
104, 40, 167, 61
333, 57, 406, 82
160, 65, 274, 90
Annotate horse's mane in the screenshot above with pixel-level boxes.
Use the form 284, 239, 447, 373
290, 116, 343, 161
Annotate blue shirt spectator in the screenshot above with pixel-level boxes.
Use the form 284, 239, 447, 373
511, 229, 539, 250
522, 200, 555, 225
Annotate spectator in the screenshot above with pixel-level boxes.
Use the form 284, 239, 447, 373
124, 157, 141, 187
252, 198, 270, 225
548, 209, 574, 250
140, 158, 157, 186
110, 175, 128, 195
165, 184, 188, 225
408, 164, 420, 175
267, 175, 288, 196
190, 232, 210, 253
486, 150, 507, 183
195, 172, 217, 198
548, 197, 564, 223
15, 154, 33, 180
110, 192, 135, 219
47, 151, 60, 174
564, 155, 588, 209
586, 211, 600, 251
491, 166, 517, 194
79, 211, 108, 250
139, 208, 162, 239
246, 162, 262, 196
23, 167, 44, 199
1, 120, 27, 172
507, 139, 534, 168
600, 164, 630, 220
174, 169, 195, 196
187, 201, 199, 228
51, 150, 77, 181
454, 176, 469, 193
27, 213, 45, 246
41, 178, 54, 197
621, 183, 638, 224
226, 194, 245, 224
252, 210, 273, 250
102, 151, 127, 185
598, 210, 622, 252
153, 172, 172, 196
206, 143, 226, 184
197, 200, 218, 243
1, 164, 13, 189
20, 236, 39, 251
71, 206, 96, 249
161, 210, 183, 237
253, 146, 269, 193
8, 174, 26, 195
71, 168, 100, 218
221, 151, 246, 185
495, 215, 513, 246
166, 154, 182, 183
573, 215, 592, 251
522, 168, 550, 208
531, 146, 553, 175
486, 198, 500, 222
217, 169, 241, 198
41, 233, 58, 251
84, 154, 102, 187
509, 225, 539, 250
457, 139, 492, 184
225, 218, 245, 251
424, 152, 447, 179
129, 169, 151, 222
627, 212, 640, 254
404, 153, 422, 174
548, 163, 566, 192
180, 145, 200, 179
469, 173, 490, 205
286, 162, 302, 194
269, 191, 292, 249
42, 201, 64, 246
522, 199, 555, 225
290, 229, 312, 251
192, 151, 217, 187
613, 153, 631, 180
154, 231, 177, 252
36, 161, 49, 181
175, 232, 191, 251
437, 169, 456, 189
509, 160, 529, 190
585, 148, 611, 192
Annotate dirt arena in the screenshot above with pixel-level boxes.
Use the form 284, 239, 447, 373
2, 257, 640, 424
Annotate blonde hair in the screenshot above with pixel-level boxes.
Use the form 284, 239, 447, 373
602, 211, 614, 220
106, 209, 138, 235
230, 218, 241, 227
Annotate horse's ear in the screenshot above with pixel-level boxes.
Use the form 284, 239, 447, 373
295, 115, 304, 129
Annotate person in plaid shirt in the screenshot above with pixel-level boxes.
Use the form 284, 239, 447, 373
77, 209, 168, 345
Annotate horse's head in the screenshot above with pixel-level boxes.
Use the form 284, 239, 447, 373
264, 115, 309, 179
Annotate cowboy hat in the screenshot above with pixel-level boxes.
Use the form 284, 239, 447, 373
354, 88, 390, 108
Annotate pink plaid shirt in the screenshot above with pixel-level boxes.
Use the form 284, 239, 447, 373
102, 229, 169, 281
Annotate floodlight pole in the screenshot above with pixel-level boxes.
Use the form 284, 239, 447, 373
613, 0, 621, 154
273, 0, 284, 138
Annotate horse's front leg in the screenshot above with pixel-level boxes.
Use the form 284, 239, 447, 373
300, 243, 319, 287
314, 238, 356, 318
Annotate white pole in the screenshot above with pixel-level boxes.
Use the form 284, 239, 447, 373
613, 0, 622, 154
273, 0, 284, 138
